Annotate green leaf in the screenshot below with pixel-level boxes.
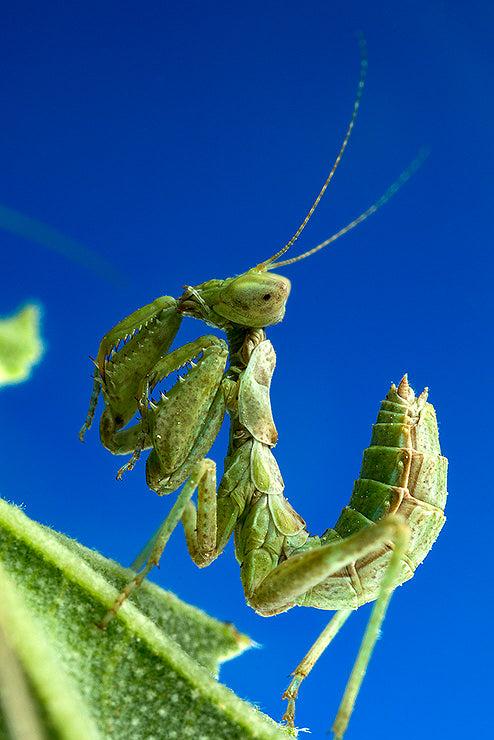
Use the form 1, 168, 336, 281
0, 499, 287, 739
0, 304, 44, 386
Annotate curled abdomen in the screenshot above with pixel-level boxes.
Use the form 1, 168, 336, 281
297, 376, 447, 610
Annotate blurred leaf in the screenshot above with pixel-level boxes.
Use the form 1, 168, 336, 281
0, 204, 125, 286
0, 499, 286, 739
0, 304, 43, 386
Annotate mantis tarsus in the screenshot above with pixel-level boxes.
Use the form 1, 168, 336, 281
80, 44, 447, 739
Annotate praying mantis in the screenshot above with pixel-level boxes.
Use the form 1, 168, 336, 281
80, 44, 447, 739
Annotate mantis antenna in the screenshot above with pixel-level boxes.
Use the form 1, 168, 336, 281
268, 149, 428, 270
255, 35, 368, 272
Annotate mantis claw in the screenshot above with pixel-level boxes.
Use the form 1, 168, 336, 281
116, 449, 141, 480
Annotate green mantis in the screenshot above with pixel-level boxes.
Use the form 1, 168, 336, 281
80, 47, 447, 739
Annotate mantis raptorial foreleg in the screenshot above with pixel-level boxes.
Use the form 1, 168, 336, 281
80, 296, 182, 446
181, 461, 218, 567
95, 297, 179, 373
115, 335, 225, 479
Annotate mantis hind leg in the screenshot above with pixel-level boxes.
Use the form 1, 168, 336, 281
331, 521, 409, 740
247, 516, 409, 738
282, 609, 352, 731
250, 516, 408, 615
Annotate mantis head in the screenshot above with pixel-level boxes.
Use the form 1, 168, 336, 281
177, 268, 291, 329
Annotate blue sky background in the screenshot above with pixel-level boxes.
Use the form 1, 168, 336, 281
1, 2, 492, 738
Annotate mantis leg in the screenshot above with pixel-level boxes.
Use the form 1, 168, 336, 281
98, 459, 214, 629
81, 296, 181, 443
79, 374, 101, 441
331, 522, 409, 740
96, 296, 178, 373
282, 609, 352, 730
115, 335, 226, 479
181, 462, 217, 567
248, 516, 409, 739
250, 516, 408, 615
181, 467, 241, 568
114, 407, 150, 479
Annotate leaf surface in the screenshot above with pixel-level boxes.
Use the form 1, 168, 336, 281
0, 499, 286, 739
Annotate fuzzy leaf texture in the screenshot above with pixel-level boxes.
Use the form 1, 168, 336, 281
0, 304, 43, 385
0, 499, 287, 739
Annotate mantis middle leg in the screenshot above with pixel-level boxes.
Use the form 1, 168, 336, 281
98, 459, 215, 628
268, 517, 409, 739
98, 337, 231, 626
99, 455, 241, 627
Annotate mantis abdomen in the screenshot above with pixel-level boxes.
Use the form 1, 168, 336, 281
296, 375, 447, 610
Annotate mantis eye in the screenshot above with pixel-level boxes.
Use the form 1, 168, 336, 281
212, 271, 291, 328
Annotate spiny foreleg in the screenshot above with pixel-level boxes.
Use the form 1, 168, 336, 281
79, 296, 181, 443
115, 335, 226, 480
